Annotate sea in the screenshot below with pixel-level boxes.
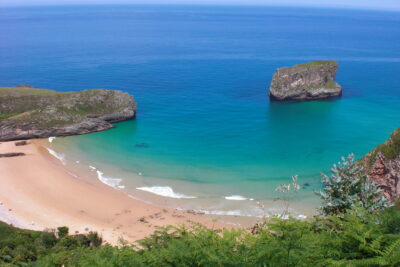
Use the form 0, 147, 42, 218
1, 4, 400, 217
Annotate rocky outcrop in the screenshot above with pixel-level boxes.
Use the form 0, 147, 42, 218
269, 60, 342, 101
361, 129, 400, 202
0, 85, 136, 141
0, 152, 25, 158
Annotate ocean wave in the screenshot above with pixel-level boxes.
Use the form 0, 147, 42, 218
48, 136, 56, 143
225, 195, 248, 201
136, 186, 197, 199
197, 209, 307, 219
201, 209, 244, 216
96, 170, 124, 189
46, 147, 65, 165
66, 171, 78, 178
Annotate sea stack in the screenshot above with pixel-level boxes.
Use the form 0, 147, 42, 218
0, 85, 136, 141
268, 60, 342, 101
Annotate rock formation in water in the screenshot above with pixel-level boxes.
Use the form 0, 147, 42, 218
269, 60, 342, 101
361, 128, 400, 202
0, 85, 136, 141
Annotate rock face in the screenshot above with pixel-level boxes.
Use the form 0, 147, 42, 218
0, 85, 136, 141
361, 129, 400, 202
269, 60, 342, 101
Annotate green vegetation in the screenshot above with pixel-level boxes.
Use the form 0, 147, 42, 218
0, 224, 102, 266
293, 60, 337, 68
0, 113, 21, 121
306, 80, 339, 91
0, 155, 399, 266
0, 85, 135, 129
361, 129, 400, 168
316, 154, 389, 215
322, 80, 338, 89
1, 207, 399, 266
373, 130, 400, 160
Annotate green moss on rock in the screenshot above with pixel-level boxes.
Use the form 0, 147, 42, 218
293, 60, 337, 68
0, 85, 136, 141
361, 128, 400, 169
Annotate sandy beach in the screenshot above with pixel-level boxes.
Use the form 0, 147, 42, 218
0, 140, 245, 244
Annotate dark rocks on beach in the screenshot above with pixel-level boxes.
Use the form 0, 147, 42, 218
0, 152, 25, 158
15, 141, 28, 146
268, 60, 342, 101
138, 217, 148, 223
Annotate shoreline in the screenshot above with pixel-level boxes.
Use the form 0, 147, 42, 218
49, 135, 319, 220
0, 140, 251, 244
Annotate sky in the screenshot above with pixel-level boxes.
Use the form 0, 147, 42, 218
1, 0, 400, 11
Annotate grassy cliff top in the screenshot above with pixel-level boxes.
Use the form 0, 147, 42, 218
0, 85, 135, 128
0, 85, 57, 97
361, 128, 400, 168
293, 60, 338, 68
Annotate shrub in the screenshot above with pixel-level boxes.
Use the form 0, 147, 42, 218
316, 154, 389, 215
56, 227, 69, 239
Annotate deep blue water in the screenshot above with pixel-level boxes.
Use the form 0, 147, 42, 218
1, 5, 400, 213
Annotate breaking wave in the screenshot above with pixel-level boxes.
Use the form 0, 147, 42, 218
136, 186, 196, 199
225, 195, 248, 201
46, 147, 65, 165
95, 170, 125, 189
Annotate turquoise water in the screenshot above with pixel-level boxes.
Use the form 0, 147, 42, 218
1, 5, 400, 215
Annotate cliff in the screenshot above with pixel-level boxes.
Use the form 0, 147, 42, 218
269, 60, 342, 101
0, 85, 136, 141
361, 128, 400, 202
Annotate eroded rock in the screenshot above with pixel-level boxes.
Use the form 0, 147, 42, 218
269, 60, 342, 101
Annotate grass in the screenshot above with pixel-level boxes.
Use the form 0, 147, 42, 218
362, 128, 400, 168
306, 80, 340, 91
0, 86, 56, 96
377, 129, 400, 160
0, 112, 21, 121
0, 85, 134, 129
294, 60, 337, 68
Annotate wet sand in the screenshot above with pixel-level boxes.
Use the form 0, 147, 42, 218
0, 140, 251, 244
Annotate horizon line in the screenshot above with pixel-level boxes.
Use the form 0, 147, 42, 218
1, 2, 400, 12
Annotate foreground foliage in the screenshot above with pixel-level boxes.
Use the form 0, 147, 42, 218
316, 154, 389, 215
1, 154, 398, 266
1, 205, 399, 267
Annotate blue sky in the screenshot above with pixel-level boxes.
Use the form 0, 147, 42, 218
1, 0, 400, 11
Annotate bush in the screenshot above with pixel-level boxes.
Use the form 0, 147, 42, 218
316, 154, 389, 215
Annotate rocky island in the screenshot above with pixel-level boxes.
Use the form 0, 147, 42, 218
0, 85, 136, 141
269, 60, 342, 101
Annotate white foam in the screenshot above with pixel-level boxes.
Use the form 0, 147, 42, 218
295, 214, 307, 219
225, 195, 248, 201
192, 208, 261, 217
89, 165, 96, 170
46, 148, 65, 165
66, 171, 78, 178
136, 186, 196, 199
48, 136, 56, 143
203, 209, 244, 216
76, 160, 80, 164
96, 170, 123, 189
